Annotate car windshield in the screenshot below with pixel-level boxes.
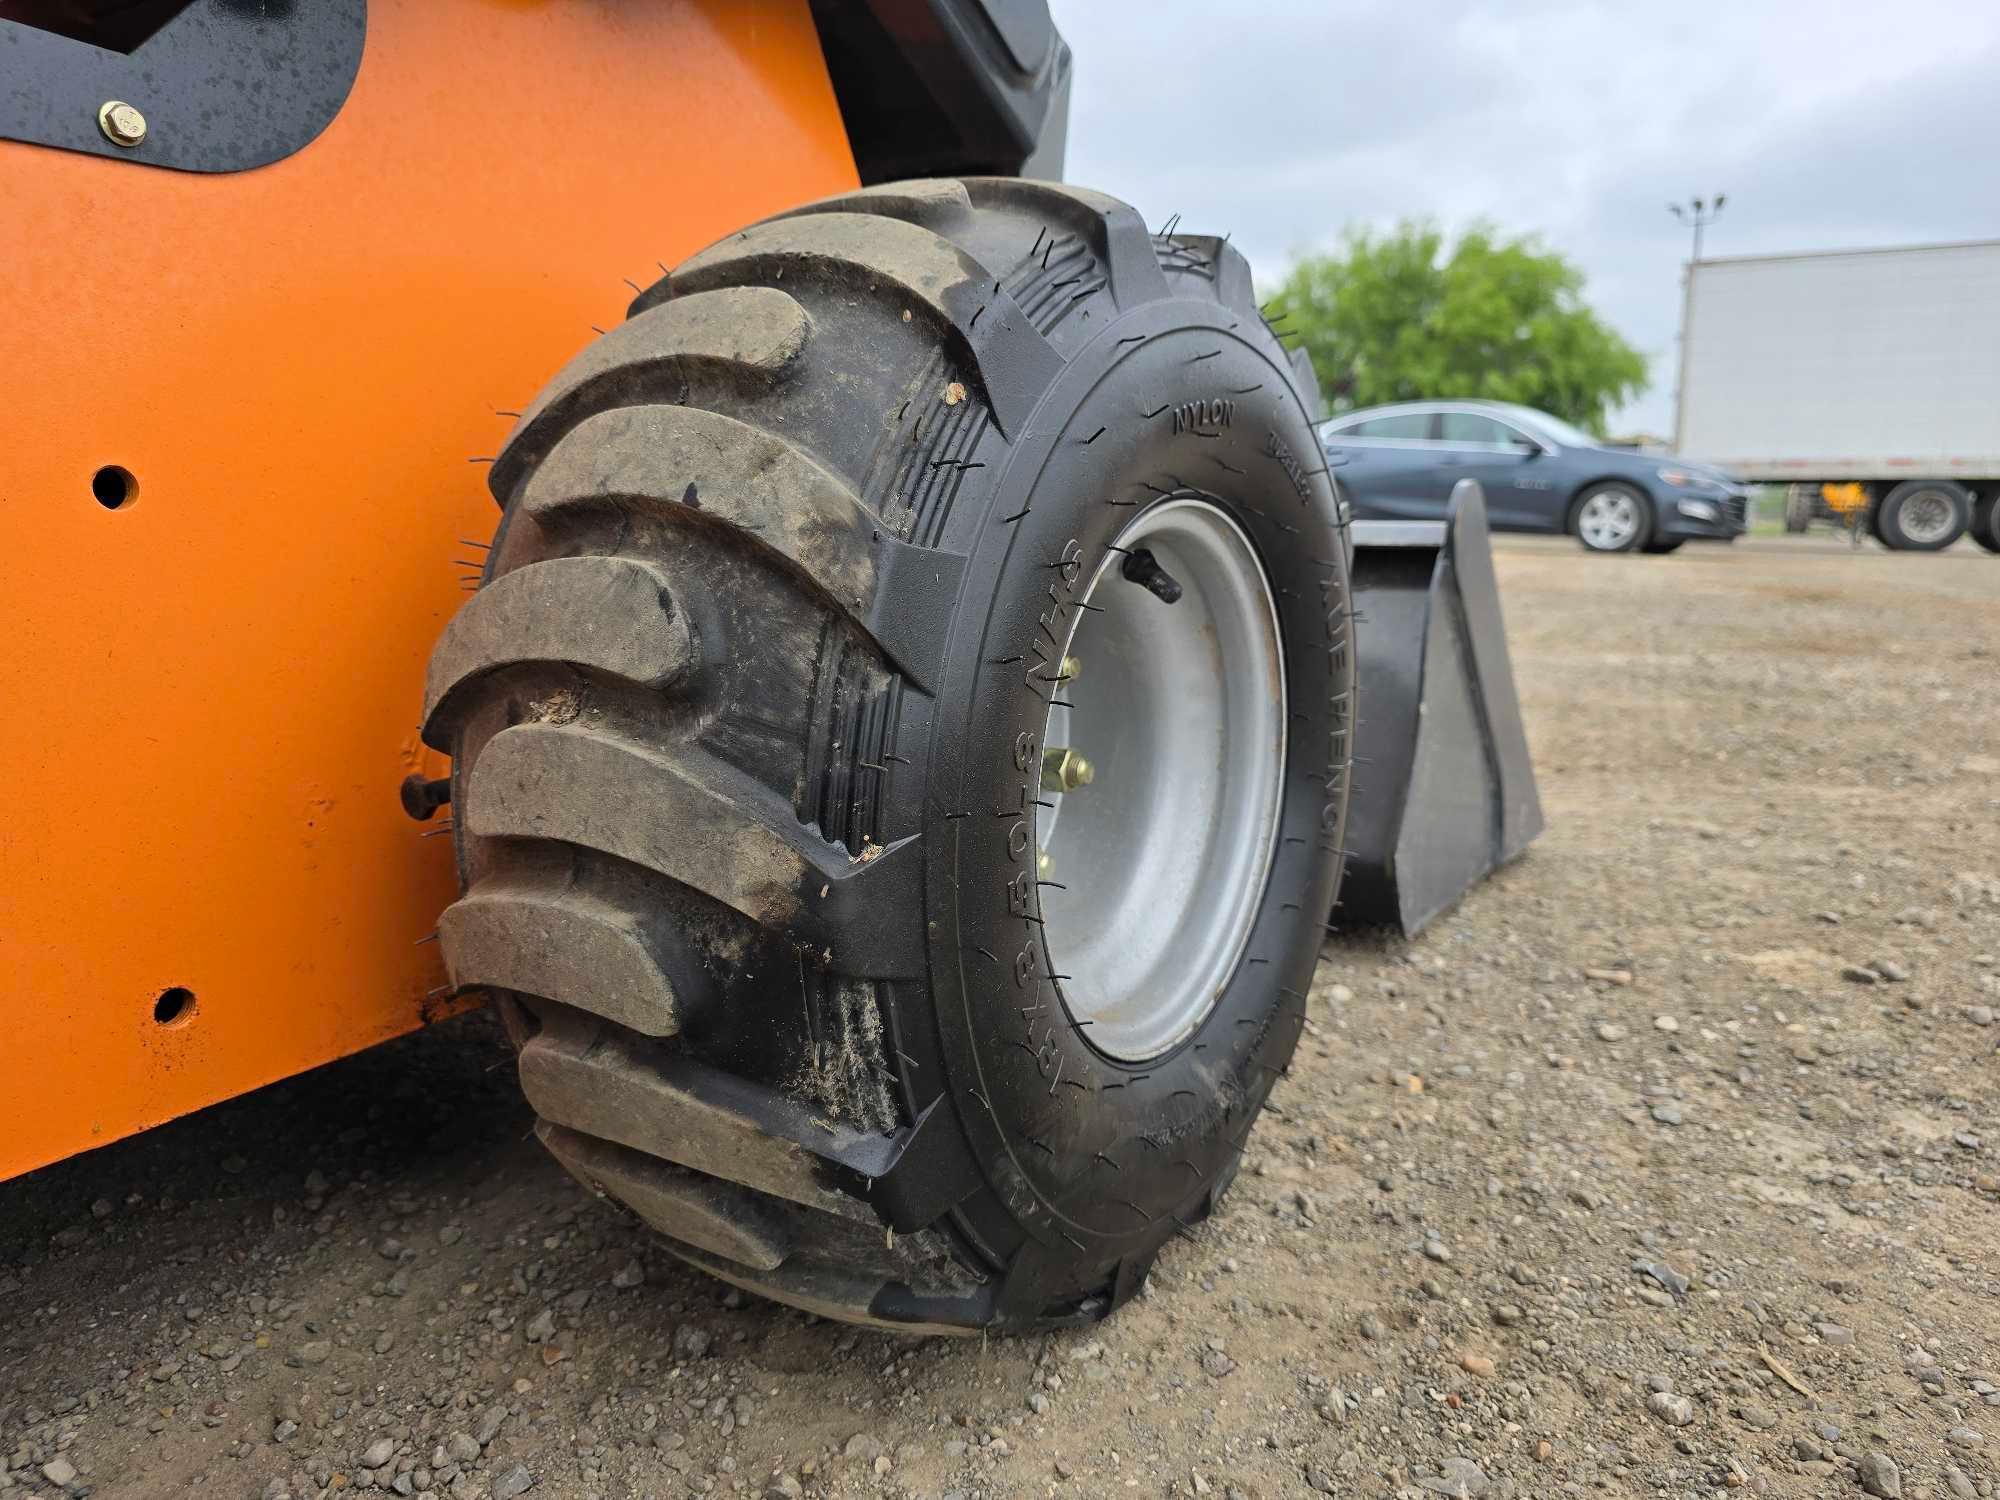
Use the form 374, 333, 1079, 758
1491, 404, 1599, 449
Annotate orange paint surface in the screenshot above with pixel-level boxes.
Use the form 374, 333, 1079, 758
0, 0, 859, 1179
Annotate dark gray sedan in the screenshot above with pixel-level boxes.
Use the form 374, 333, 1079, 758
1318, 400, 1749, 552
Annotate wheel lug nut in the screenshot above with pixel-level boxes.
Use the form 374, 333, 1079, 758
1042, 748, 1094, 793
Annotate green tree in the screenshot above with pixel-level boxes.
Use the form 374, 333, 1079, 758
1266, 221, 1647, 433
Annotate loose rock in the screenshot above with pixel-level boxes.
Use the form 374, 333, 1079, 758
1647, 1392, 1696, 1427
1859, 1452, 1902, 1498
1632, 1258, 1690, 1296
1416, 1456, 1490, 1498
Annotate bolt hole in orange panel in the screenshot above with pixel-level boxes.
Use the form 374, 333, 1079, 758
0, 0, 859, 1179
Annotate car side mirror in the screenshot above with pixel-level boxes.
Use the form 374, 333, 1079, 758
1512, 437, 1544, 456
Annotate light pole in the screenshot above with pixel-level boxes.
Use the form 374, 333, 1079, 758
1668, 195, 1726, 264
1668, 195, 1726, 450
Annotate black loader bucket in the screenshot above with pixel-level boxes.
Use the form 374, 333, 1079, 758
1334, 480, 1544, 935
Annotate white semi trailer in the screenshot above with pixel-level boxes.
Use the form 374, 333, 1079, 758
1676, 239, 2000, 552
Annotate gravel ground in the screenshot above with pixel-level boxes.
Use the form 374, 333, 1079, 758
4, 535, 1997, 1500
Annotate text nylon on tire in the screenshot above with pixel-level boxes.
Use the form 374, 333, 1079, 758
421, 178, 1354, 1331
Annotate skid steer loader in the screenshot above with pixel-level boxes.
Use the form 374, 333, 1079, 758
1, 0, 1538, 1331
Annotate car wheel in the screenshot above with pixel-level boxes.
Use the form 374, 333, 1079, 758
1571, 482, 1652, 553
1876, 480, 1970, 551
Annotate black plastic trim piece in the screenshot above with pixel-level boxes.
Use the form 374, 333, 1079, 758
0, 0, 365, 173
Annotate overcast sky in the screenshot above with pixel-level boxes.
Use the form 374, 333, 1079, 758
1049, 0, 2000, 437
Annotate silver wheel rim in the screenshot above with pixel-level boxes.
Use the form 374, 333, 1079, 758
1037, 497, 1286, 1062
1578, 489, 1640, 549
1900, 490, 1955, 545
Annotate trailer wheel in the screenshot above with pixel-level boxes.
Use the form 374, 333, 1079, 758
1571, 481, 1652, 552
421, 180, 1353, 1331
1971, 492, 2000, 555
1783, 485, 1814, 534
1876, 480, 1970, 551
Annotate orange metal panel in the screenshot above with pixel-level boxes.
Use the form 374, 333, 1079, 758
0, 0, 859, 1179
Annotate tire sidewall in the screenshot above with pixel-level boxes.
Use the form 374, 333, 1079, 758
908, 298, 1349, 1276
1972, 493, 2000, 554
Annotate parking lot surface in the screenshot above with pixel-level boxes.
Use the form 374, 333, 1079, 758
4, 535, 1997, 1500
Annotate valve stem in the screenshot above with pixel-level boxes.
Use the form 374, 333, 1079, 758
1121, 547, 1183, 604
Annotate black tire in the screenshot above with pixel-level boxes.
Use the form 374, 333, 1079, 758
1569, 480, 1653, 553
420, 179, 1352, 1331
1876, 480, 1971, 551
1640, 538, 1685, 555
1783, 485, 1814, 534
1971, 492, 2000, 555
